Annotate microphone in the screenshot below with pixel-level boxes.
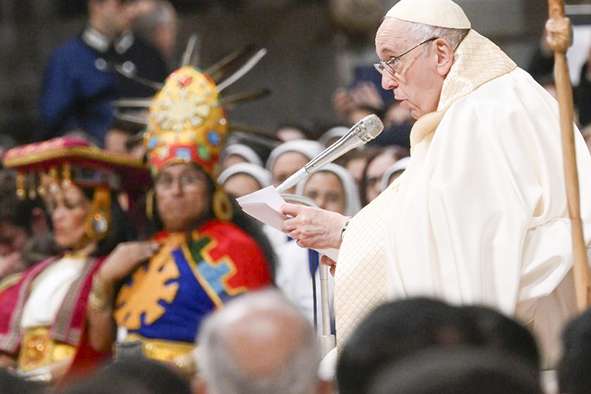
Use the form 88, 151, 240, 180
275, 114, 384, 193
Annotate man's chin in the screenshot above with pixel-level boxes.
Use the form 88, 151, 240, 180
398, 101, 421, 119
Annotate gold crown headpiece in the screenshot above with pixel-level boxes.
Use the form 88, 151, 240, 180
114, 39, 270, 178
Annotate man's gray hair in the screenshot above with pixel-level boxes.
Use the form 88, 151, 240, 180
196, 289, 321, 394
132, 0, 176, 38
404, 21, 470, 52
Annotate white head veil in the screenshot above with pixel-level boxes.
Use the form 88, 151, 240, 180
295, 163, 362, 216
221, 144, 263, 167
218, 162, 272, 188
319, 127, 349, 148
265, 140, 325, 172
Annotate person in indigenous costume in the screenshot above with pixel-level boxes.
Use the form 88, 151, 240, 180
279, 0, 591, 369
0, 137, 149, 382
86, 64, 275, 376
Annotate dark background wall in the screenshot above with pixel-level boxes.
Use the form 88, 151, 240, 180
0, 0, 582, 144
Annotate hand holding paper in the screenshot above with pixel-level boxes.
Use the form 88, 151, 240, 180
237, 186, 342, 261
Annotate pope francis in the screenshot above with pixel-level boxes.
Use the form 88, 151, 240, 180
280, 0, 591, 368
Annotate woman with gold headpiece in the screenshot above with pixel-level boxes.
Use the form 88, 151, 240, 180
86, 66, 275, 375
0, 137, 149, 382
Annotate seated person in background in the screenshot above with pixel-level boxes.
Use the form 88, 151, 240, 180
196, 289, 331, 394
341, 147, 381, 187
266, 140, 324, 195
297, 164, 361, 216
218, 163, 272, 198
368, 348, 541, 394
0, 137, 145, 382
0, 171, 51, 280
319, 126, 349, 149
220, 143, 264, 169
86, 66, 275, 378
274, 123, 313, 143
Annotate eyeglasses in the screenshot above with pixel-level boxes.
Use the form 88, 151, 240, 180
155, 171, 205, 191
374, 37, 438, 76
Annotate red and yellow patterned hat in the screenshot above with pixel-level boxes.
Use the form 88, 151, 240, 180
2, 137, 150, 197
2, 137, 150, 240
144, 66, 228, 177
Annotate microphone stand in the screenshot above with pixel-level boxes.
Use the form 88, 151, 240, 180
281, 193, 337, 358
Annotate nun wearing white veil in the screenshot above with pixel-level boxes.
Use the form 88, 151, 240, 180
266, 140, 325, 194
218, 162, 272, 198
221, 143, 264, 169
295, 163, 361, 217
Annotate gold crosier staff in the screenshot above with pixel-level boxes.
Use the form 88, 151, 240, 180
546, 0, 591, 310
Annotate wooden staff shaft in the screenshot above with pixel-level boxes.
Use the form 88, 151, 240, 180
548, 0, 591, 311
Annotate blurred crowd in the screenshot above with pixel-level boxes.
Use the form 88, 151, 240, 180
3, 0, 591, 393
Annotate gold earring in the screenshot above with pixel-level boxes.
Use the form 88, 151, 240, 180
86, 187, 112, 241
212, 188, 233, 222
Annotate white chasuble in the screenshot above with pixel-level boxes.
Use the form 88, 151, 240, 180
386, 34, 591, 368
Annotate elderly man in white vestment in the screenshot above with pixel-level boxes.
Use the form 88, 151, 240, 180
280, 0, 591, 368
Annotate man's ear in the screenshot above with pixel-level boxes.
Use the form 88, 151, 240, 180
434, 38, 455, 77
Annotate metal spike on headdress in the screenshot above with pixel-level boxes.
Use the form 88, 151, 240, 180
219, 89, 271, 108
114, 99, 153, 108
205, 44, 257, 82
227, 125, 279, 147
217, 48, 267, 92
105, 62, 163, 90
181, 33, 200, 67
114, 109, 149, 125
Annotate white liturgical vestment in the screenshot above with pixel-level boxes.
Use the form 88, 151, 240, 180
335, 30, 591, 368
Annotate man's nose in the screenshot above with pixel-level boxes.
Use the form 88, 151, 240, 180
381, 72, 398, 90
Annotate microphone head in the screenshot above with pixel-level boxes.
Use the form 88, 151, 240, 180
358, 114, 384, 142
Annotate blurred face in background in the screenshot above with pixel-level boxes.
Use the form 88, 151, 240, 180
276, 127, 306, 143
223, 154, 248, 170
365, 153, 397, 203
303, 172, 346, 215
155, 163, 210, 232
89, 0, 133, 38
345, 156, 368, 186
47, 185, 91, 249
271, 152, 309, 194
223, 174, 261, 199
